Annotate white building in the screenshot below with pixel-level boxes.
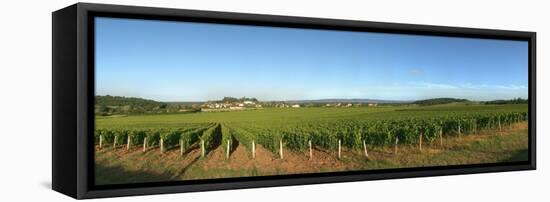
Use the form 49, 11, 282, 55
291, 104, 300, 108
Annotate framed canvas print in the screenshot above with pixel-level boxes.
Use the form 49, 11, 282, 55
52, 3, 536, 199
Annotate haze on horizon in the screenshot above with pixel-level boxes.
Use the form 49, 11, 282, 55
95, 17, 528, 102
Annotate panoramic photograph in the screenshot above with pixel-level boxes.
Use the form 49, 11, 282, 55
93, 17, 529, 185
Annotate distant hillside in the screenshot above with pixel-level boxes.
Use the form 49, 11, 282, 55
413, 98, 469, 106
287, 98, 411, 104
95, 95, 167, 115
96, 95, 166, 107
485, 98, 528, 104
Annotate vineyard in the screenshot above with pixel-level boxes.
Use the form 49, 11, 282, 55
95, 104, 528, 160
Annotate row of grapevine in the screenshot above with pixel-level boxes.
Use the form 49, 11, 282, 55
224, 125, 256, 150
200, 124, 220, 155
94, 123, 216, 152
180, 126, 212, 153
95, 111, 527, 158
220, 124, 237, 158
225, 111, 527, 154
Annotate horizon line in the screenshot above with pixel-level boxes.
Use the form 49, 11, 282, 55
95, 94, 528, 103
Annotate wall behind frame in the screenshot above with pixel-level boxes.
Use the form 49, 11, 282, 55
0, 0, 547, 201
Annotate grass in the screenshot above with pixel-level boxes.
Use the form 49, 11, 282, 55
96, 104, 528, 129
357, 124, 528, 169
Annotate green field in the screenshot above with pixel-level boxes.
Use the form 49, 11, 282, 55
94, 104, 528, 185
97, 104, 527, 128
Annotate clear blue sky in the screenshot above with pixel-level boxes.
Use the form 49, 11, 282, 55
95, 17, 528, 102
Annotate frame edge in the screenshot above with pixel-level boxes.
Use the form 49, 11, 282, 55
66, 2, 537, 199
52, 3, 78, 199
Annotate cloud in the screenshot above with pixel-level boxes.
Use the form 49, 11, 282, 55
408, 82, 527, 91
494, 85, 527, 90
358, 81, 528, 101
457, 83, 527, 90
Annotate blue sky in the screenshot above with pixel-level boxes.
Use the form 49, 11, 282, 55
95, 17, 528, 102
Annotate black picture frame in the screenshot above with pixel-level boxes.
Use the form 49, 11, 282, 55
52, 2, 536, 199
